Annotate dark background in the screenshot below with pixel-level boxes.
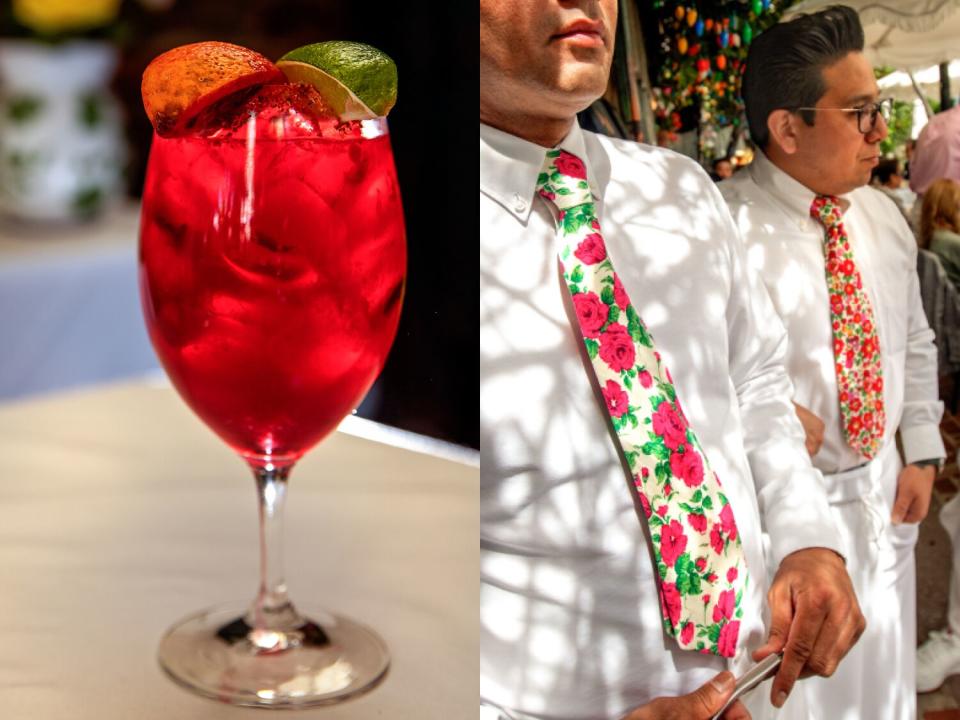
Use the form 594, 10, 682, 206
108, 1, 477, 448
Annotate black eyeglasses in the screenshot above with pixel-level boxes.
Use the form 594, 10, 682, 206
793, 97, 894, 134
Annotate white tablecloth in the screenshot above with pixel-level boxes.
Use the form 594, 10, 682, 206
0, 379, 479, 718
0, 205, 159, 400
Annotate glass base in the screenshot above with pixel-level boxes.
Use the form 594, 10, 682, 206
157, 603, 389, 707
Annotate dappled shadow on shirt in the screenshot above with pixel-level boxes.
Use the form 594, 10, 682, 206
481, 148, 815, 715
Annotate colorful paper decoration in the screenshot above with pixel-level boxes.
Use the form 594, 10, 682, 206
647, 0, 788, 159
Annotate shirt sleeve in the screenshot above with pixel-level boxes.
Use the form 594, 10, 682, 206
710, 183, 845, 567
898, 219, 946, 464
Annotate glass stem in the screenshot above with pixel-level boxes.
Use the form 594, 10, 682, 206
246, 464, 302, 635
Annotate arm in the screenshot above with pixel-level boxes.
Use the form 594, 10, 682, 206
893, 228, 945, 523
900, 232, 945, 464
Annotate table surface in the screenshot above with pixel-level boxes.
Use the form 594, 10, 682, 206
0, 379, 478, 718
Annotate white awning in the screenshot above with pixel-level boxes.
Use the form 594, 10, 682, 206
877, 60, 960, 101
784, 0, 960, 71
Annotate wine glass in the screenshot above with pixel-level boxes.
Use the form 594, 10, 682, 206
138, 89, 406, 707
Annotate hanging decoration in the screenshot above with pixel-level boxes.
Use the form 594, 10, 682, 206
646, 0, 796, 159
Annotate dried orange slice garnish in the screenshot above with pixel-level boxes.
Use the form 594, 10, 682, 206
141, 41, 283, 136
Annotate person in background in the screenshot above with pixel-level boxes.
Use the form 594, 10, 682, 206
919, 178, 960, 289
910, 104, 960, 197
711, 156, 735, 182
481, 0, 864, 718
720, 6, 945, 719
917, 179, 960, 684
913, 177, 960, 388
872, 157, 915, 222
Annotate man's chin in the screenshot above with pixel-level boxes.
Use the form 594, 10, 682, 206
554, 66, 609, 103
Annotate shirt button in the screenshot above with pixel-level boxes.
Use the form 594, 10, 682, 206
512, 193, 527, 213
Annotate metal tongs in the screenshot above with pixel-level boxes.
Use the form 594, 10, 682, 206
710, 652, 783, 720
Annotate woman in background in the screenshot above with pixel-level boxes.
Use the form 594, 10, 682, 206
921, 178, 960, 289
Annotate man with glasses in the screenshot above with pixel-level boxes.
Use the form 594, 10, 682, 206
721, 6, 945, 719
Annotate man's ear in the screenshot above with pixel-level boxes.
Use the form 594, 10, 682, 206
767, 109, 799, 155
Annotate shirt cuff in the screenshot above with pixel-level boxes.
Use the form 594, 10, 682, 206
901, 423, 946, 466
766, 515, 846, 569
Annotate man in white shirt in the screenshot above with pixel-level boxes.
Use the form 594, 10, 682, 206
720, 7, 946, 719
481, 1, 864, 718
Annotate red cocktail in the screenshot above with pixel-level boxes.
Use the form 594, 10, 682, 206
140, 102, 405, 465
138, 41, 404, 708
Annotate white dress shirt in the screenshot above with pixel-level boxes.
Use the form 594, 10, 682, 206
720, 150, 945, 475
480, 122, 842, 719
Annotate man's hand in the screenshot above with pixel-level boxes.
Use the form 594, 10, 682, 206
623, 671, 749, 719
753, 547, 865, 709
792, 402, 825, 457
891, 463, 937, 524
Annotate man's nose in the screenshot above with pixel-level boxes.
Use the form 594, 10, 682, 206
866, 112, 889, 143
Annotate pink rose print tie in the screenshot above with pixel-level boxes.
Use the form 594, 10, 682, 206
810, 195, 885, 459
537, 149, 748, 657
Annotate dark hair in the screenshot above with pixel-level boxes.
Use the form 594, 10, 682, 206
742, 5, 864, 148
872, 158, 900, 185
713, 157, 732, 169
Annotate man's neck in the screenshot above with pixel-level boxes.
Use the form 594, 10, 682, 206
480, 106, 575, 148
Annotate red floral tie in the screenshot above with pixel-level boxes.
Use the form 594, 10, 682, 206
538, 148, 748, 657
810, 195, 885, 459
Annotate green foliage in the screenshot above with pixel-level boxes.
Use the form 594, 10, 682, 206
880, 99, 913, 157
72, 186, 103, 216
78, 92, 103, 128
7, 95, 42, 123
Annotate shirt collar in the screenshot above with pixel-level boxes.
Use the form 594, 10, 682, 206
480, 121, 599, 222
748, 148, 851, 230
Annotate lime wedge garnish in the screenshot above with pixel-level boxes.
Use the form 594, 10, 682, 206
276, 41, 397, 120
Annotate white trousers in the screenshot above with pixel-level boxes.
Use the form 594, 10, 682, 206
779, 442, 917, 720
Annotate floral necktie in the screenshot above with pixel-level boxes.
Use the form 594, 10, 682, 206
537, 148, 748, 657
810, 195, 885, 459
